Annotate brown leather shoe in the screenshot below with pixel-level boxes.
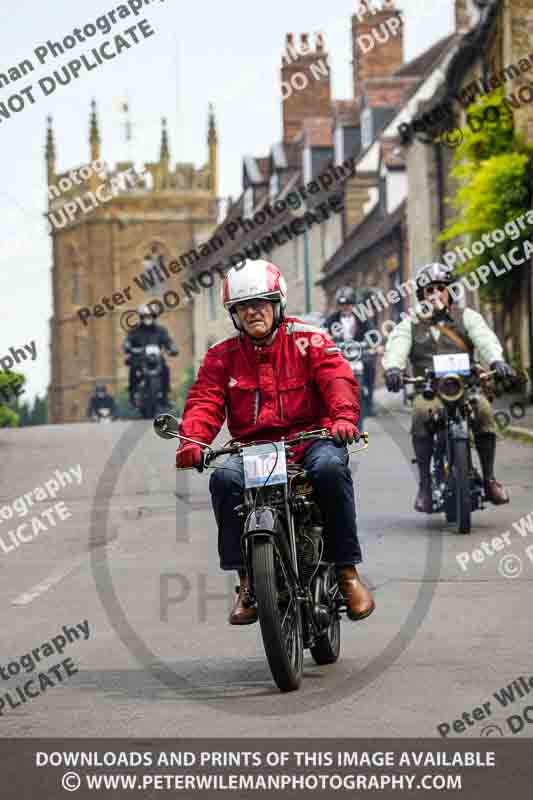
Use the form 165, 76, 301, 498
485, 479, 509, 505
229, 575, 258, 625
337, 566, 375, 621
414, 486, 433, 513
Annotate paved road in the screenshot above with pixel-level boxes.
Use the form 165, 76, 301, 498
0, 410, 532, 738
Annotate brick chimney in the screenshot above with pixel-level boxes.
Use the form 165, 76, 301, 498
281, 32, 332, 143
352, 1, 404, 94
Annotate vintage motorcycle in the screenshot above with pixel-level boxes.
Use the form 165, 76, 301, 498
335, 339, 377, 428
130, 344, 172, 419
91, 407, 114, 423
404, 353, 496, 535
154, 414, 369, 693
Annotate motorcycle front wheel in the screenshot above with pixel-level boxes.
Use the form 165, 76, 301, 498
452, 439, 471, 534
252, 539, 303, 692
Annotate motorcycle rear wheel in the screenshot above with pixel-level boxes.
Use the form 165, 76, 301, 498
310, 568, 341, 665
252, 539, 303, 692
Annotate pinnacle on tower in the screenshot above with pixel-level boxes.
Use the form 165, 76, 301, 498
160, 117, 170, 162
208, 103, 217, 145
207, 103, 218, 196
89, 99, 101, 162
45, 115, 56, 184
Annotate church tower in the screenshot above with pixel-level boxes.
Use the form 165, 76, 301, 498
48, 102, 219, 423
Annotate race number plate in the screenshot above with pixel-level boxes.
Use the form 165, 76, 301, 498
433, 353, 471, 377
243, 443, 287, 488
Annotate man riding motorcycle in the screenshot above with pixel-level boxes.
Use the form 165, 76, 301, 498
325, 286, 379, 417
176, 259, 375, 625
383, 262, 514, 512
123, 304, 178, 409
86, 384, 119, 420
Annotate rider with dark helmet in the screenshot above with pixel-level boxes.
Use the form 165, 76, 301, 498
383, 262, 514, 512
123, 304, 178, 408
86, 383, 119, 419
325, 287, 378, 417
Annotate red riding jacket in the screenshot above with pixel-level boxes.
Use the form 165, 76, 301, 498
179, 318, 360, 460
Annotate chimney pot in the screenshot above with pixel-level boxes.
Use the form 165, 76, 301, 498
300, 33, 310, 54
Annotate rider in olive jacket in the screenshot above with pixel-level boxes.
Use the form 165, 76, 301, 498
383, 262, 514, 513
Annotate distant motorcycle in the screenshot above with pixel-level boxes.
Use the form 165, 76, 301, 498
130, 344, 171, 419
336, 340, 376, 428
404, 355, 497, 534
91, 407, 114, 424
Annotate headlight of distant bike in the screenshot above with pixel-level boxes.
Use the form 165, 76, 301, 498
438, 373, 464, 403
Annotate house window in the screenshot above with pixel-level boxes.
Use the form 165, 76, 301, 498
361, 108, 373, 150
334, 126, 344, 166
207, 283, 217, 321
243, 187, 254, 218
303, 147, 312, 184
294, 237, 302, 282
71, 272, 80, 305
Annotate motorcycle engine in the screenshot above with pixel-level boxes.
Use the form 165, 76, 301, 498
298, 526, 323, 586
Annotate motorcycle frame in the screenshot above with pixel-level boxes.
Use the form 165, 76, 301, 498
428, 384, 483, 513
239, 479, 327, 648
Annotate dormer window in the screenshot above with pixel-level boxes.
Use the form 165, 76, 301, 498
303, 147, 312, 184
269, 172, 279, 198
334, 126, 344, 166
361, 108, 373, 150
243, 187, 254, 218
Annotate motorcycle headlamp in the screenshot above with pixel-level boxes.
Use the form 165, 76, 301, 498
438, 373, 464, 403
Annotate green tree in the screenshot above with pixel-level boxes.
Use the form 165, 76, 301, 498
12, 392, 48, 426
0, 371, 25, 428
439, 89, 533, 355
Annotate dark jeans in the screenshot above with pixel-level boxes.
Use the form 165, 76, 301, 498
209, 440, 362, 571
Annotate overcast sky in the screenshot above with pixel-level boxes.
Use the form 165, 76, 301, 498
0, 0, 454, 402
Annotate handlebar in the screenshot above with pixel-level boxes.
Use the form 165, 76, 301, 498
202, 429, 369, 469
153, 415, 369, 472
403, 367, 497, 385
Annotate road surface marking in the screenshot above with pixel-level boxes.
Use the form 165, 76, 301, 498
12, 553, 88, 606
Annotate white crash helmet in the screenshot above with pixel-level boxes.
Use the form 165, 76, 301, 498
222, 259, 288, 332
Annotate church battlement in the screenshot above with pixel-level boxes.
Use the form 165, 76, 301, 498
46, 103, 218, 219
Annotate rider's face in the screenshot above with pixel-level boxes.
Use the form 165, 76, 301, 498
236, 299, 274, 338
339, 303, 353, 316
425, 284, 449, 310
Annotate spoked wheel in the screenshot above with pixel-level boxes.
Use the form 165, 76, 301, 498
453, 439, 471, 534
252, 539, 303, 692
310, 567, 341, 666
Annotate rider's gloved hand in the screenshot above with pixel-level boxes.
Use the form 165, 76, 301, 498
176, 443, 203, 470
490, 361, 515, 380
385, 368, 403, 393
331, 419, 359, 445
